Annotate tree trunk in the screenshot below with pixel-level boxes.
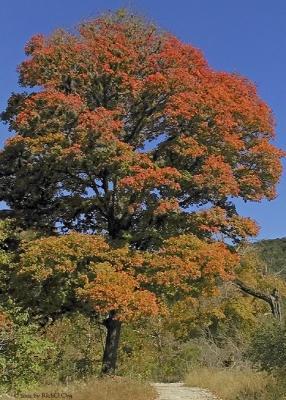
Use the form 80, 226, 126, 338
101, 311, 122, 375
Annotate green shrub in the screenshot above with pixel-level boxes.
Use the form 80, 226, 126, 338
248, 321, 286, 376
118, 319, 200, 382
0, 313, 104, 393
44, 313, 103, 383
0, 324, 55, 392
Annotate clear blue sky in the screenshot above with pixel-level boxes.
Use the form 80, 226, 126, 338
1, 0, 285, 240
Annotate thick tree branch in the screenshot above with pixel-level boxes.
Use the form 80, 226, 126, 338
234, 279, 282, 321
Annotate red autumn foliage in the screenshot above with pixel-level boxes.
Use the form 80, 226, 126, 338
0, 11, 284, 328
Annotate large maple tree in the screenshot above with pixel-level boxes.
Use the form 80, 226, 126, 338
0, 11, 283, 374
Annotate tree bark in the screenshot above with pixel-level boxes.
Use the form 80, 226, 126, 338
101, 311, 122, 375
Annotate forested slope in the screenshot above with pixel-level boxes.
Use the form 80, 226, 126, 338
252, 238, 286, 277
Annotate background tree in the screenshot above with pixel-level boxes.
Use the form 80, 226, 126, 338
0, 10, 284, 374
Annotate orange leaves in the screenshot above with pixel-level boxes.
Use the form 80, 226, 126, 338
119, 165, 181, 191
235, 139, 285, 201
143, 72, 168, 91
189, 206, 259, 239
1, 12, 284, 336
24, 34, 45, 55
165, 68, 276, 177
78, 108, 123, 136
146, 235, 239, 293
77, 265, 159, 321
0, 312, 13, 333
150, 35, 207, 80
238, 173, 263, 201
250, 139, 285, 185
75, 108, 127, 154
154, 199, 179, 215
19, 232, 161, 321
194, 155, 239, 196
223, 133, 245, 151
205, 71, 274, 134
13, 91, 83, 137
230, 215, 260, 238
250, 139, 283, 156
61, 143, 83, 160
18, 231, 238, 322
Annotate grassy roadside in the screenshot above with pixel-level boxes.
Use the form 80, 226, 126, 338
185, 367, 285, 400
0, 377, 157, 400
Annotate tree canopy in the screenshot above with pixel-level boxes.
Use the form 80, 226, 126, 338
0, 12, 283, 246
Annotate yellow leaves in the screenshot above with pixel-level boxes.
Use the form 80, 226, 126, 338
230, 215, 260, 238
238, 246, 286, 299
19, 232, 109, 279
225, 297, 258, 322
4, 135, 26, 147
165, 297, 226, 339
19, 232, 161, 321
18, 231, 239, 322
5, 131, 68, 158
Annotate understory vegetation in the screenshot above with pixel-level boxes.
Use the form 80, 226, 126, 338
0, 223, 286, 398
1, 281, 286, 399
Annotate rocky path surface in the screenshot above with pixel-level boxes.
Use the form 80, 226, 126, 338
153, 383, 219, 400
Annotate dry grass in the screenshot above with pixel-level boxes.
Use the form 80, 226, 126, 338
70, 377, 157, 400
185, 367, 279, 400
2, 377, 157, 400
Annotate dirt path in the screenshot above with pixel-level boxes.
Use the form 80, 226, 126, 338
153, 383, 219, 400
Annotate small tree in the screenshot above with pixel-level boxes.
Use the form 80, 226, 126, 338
0, 11, 283, 373
17, 232, 238, 374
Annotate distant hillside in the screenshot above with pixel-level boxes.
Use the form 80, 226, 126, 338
252, 237, 286, 277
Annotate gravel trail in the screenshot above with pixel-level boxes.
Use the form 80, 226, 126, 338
153, 382, 219, 400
